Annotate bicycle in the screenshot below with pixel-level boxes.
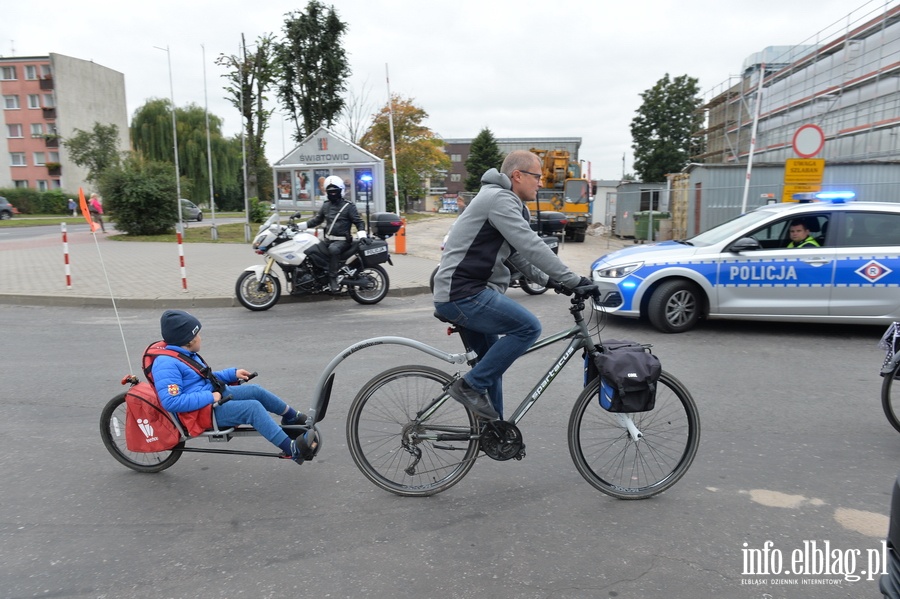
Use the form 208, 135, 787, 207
880, 322, 900, 432
342, 286, 701, 499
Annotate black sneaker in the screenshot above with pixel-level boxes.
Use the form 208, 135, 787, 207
281, 412, 308, 426
290, 430, 319, 465
448, 378, 499, 420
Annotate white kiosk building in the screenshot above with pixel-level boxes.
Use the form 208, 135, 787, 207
273, 127, 387, 217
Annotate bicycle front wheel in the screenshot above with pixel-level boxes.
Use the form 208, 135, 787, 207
568, 371, 700, 499
882, 362, 900, 433
346, 365, 480, 497
100, 392, 183, 473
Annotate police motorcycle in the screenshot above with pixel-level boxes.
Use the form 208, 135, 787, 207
235, 212, 395, 311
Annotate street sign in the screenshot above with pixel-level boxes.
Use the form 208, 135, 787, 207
784, 158, 825, 183
782, 158, 825, 202
792, 124, 825, 158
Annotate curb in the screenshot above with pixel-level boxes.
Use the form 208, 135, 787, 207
0, 285, 433, 309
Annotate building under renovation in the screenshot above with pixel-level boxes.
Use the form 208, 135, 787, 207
654, 1, 900, 241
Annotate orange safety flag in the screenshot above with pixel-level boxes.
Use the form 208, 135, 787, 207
79, 188, 99, 232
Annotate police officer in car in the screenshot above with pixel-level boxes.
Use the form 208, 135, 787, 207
292, 176, 367, 292
787, 219, 820, 249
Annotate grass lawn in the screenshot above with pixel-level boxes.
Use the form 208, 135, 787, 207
0, 211, 451, 243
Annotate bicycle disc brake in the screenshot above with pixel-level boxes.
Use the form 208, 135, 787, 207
480, 421, 525, 461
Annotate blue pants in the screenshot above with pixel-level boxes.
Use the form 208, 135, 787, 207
213, 384, 289, 449
434, 288, 542, 418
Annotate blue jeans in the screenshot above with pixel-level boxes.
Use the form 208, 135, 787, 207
434, 288, 541, 418
213, 384, 289, 449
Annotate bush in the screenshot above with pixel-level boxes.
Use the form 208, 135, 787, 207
99, 157, 178, 235
248, 197, 267, 223
0, 188, 73, 214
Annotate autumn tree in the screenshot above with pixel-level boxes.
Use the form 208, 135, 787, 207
217, 33, 278, 200
277, 1, 351, 142
62, 122, 123, 184
129, 98, 243, 209
630, 73, 704, 182
464, 127, 504, 191
360, 94, 450, 212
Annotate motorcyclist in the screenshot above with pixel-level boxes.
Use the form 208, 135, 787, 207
292, 176, 367, 292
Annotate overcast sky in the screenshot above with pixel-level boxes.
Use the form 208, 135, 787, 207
4, 0, 895, 180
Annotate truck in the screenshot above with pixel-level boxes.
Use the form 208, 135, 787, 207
526, 148, 591, 242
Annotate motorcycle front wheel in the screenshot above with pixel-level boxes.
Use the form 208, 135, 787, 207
349, 265, 390, 305
235, 270, 282, 311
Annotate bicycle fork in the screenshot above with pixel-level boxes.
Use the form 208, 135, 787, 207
614, 413, 644, 442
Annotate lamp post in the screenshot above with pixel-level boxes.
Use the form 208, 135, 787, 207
360, 173, 373, 231
153, 45, 183, 229
202, 44, 217, 240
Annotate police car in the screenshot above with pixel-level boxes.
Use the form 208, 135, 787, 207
591, 192, 900, 333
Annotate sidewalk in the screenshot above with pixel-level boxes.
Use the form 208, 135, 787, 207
0, 216, 631, 308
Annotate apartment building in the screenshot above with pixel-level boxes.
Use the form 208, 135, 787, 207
0, 53, 128, 192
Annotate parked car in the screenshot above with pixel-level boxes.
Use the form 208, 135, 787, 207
591, 192, 900, 333
0, 196, 18, 220
180, 199, 202, 222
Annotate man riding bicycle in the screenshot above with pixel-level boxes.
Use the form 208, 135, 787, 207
432, 150, 597, 420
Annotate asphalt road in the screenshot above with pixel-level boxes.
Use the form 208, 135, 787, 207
1, 296, 897, 598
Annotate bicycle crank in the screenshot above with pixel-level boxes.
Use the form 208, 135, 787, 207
480, 421, 525, 461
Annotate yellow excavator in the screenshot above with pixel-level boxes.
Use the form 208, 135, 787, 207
527, 148, 591, 242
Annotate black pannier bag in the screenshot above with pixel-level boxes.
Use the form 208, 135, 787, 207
584, 340, 661, 412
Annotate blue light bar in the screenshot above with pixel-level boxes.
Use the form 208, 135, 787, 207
815, 191, 855, 203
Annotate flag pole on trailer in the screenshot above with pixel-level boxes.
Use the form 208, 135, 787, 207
79, 187, 133, 375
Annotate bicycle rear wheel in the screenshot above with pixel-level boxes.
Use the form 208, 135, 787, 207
568, 371, 700, 499
346, 365, 479, 497
100, 392, 183, 473
882, 362, 900, 433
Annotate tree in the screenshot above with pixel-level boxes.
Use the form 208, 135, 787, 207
337, 79, 374, 145
464, 128, 504, 191
129, 98, 243, 209
360, 94, 450, 212
98, 155, 178, 235
216, 33, 279, 201
630, 73, 704, 182
62, 122, 122, 184
277, 1, 351, 142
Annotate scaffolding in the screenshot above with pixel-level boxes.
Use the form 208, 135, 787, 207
697, 1, 900, 166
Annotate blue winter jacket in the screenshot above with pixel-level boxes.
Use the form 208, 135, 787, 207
150, 345, 237, 413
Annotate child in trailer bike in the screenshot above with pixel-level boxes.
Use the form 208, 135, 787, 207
151, 310, 319, 464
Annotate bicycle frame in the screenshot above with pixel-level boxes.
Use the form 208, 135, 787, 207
309, 294, 644, 442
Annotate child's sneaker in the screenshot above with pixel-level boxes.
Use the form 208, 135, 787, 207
281, 411, 308, 426
290, 430, 320, 465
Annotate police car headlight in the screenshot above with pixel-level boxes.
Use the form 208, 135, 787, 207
594, 262, 643, 278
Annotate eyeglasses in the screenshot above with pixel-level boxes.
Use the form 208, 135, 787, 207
518, 169, 542, 181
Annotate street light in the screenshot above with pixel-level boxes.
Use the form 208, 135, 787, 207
153, 45, 183, 229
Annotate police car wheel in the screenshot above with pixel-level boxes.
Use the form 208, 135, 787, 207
648, 280, 701, 334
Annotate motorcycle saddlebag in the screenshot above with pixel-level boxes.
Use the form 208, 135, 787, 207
360, 238, 390, 266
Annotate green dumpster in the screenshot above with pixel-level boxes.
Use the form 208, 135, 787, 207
633, 211, 670, 241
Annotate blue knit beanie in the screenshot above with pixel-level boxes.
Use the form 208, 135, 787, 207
160, 310, 202, 346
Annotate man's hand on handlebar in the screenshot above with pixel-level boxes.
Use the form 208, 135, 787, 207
550, 276, 600, 300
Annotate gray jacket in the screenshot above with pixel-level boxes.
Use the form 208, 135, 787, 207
433, 168, 582, 302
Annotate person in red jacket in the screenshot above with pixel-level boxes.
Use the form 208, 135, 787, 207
150, 310, 318, 464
